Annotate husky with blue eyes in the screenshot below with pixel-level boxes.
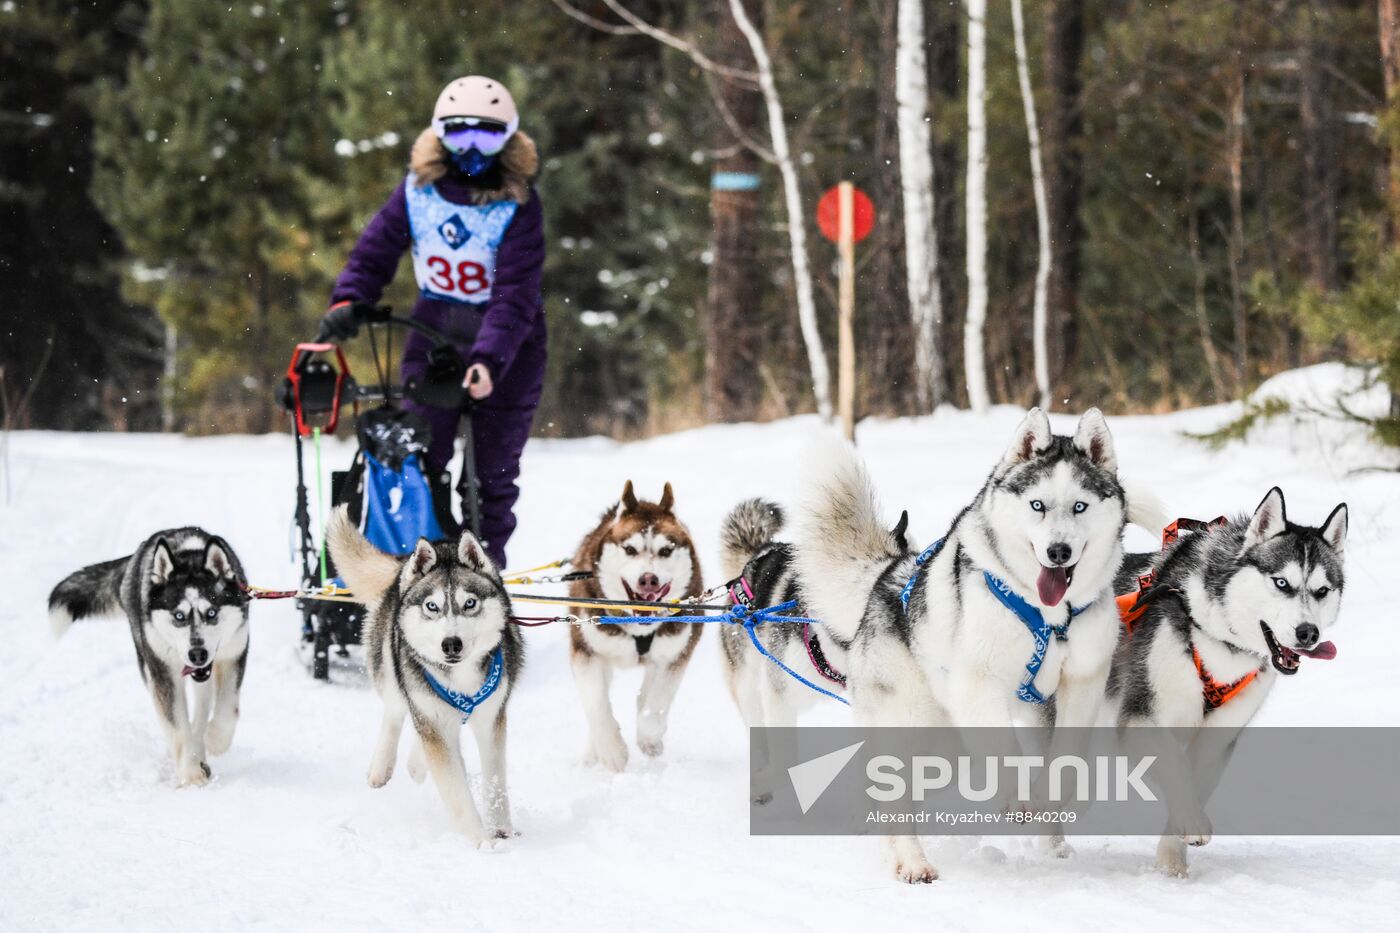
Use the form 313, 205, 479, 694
796, 409, 1163, 883
327, 506, 522, 848
1109, 487, 1345, 876
48, 527, 250, 786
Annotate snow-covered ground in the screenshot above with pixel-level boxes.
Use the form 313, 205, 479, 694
2, 365, 1397, 931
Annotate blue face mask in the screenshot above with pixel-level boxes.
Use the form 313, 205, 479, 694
451, 148, 498, 177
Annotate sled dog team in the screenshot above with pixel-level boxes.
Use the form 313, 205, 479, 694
47, 407, 1347, 881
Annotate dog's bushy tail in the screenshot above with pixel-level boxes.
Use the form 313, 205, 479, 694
48, 556, 129, 638
326, 505, 401, 609
718, 498, 784, 581
1121, 479, 1171, 539
794, 437, 903, 642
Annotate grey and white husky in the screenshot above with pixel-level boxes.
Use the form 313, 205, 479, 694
48, 528, 250, 786
327, 506, 523, 846
1109, 487, 1345, 876
797, 409, 1160, 883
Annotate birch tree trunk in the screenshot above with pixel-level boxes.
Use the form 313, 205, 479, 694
1010, 0, 1052, 409
727, 0, 832, 419
1226, 62, 1248, 392
896, 0, 944, 411
964, 0, 991, 413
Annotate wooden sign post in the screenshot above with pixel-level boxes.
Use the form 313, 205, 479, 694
837, 182, 856, 441
817, 183, 876, 442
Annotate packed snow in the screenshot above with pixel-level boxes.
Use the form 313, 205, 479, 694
2, 364, 1397, 931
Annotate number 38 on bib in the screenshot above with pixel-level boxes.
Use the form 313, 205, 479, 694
404, 175, 520, 305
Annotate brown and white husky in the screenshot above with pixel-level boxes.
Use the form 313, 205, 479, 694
568, 481, 704, 772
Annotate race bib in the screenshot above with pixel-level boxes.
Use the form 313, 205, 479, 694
404, 175, 519, 304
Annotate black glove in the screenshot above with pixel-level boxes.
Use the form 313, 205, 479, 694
406, 345, 468, 410
319, 300, 387, 341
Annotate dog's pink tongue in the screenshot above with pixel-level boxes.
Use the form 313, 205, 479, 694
1036, 566, 1069, 607
1299, 641, 1337, 660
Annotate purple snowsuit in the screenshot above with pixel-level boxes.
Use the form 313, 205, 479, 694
331, 130, 546, 567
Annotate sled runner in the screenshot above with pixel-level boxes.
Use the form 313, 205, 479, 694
276, 305, 481, 680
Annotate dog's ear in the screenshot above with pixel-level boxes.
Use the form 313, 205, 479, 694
1319, 502, 1348, 554
658, 482, 674, 512
1243, 487, 1288, 551
619, 480, 639, 514
150, 539, 176, 585
999, 408, 1052, 473
890, 509, 910, 550
457, 531, 491, 573
203, 538, 236, 580
404, 538, 438, 584
1072, 408, 1117, 473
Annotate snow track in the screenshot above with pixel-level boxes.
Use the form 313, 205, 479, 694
2, 374, 1396, 931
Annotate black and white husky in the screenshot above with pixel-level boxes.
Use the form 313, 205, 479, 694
718, 498, 854, 725
48, 528, 250, 786
1109, 487, 1345, 876
327, 506, 523, 846
797, 409, 1160, 883
719, 498, 910, 802
718, 498, 913, 724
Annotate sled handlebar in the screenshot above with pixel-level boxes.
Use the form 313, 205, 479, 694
311, 307, 453, 349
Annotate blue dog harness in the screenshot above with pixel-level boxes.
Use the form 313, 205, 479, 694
421, 646, 505, 722
901, 540, 1090, 704
900, 538, 946, 611
981, 572, 1091, 704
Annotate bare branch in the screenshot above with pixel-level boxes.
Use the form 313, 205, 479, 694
549, 0, 640, 35
597, 0, 759, 85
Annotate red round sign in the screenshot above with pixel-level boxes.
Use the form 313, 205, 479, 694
816, 185, 876, 243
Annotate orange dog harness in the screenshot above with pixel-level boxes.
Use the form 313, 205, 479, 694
1116, 516, 1257, 711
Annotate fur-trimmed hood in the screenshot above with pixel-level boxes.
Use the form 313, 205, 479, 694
409, 127, 538, 204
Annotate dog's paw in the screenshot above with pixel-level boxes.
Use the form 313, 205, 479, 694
637, 735, 664, 758
1037, 834, 1075, 859
407, 745, 427, 783
1170, 811, 1212, 846
492, 827, 520, 840
367, 761, 394, 789
1157, 852, 1190, 878
590, 734, 629, 773
177, 758, 211, 787
205, 717, 237, 756
1156, 836, 1190, 878
894, 859, 939, 884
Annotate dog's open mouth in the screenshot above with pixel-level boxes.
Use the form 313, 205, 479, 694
1036, 564, 1076, 607
182, 664, 213, 682
1260, 621, 1337, 676
623, 579, 671, 603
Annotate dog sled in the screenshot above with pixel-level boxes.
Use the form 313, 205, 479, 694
275, 304, 481, 680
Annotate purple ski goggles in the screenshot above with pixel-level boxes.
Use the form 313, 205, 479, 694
432, 117, 514, 156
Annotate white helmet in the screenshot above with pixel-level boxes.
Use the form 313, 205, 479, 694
432, 76, 519, 155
